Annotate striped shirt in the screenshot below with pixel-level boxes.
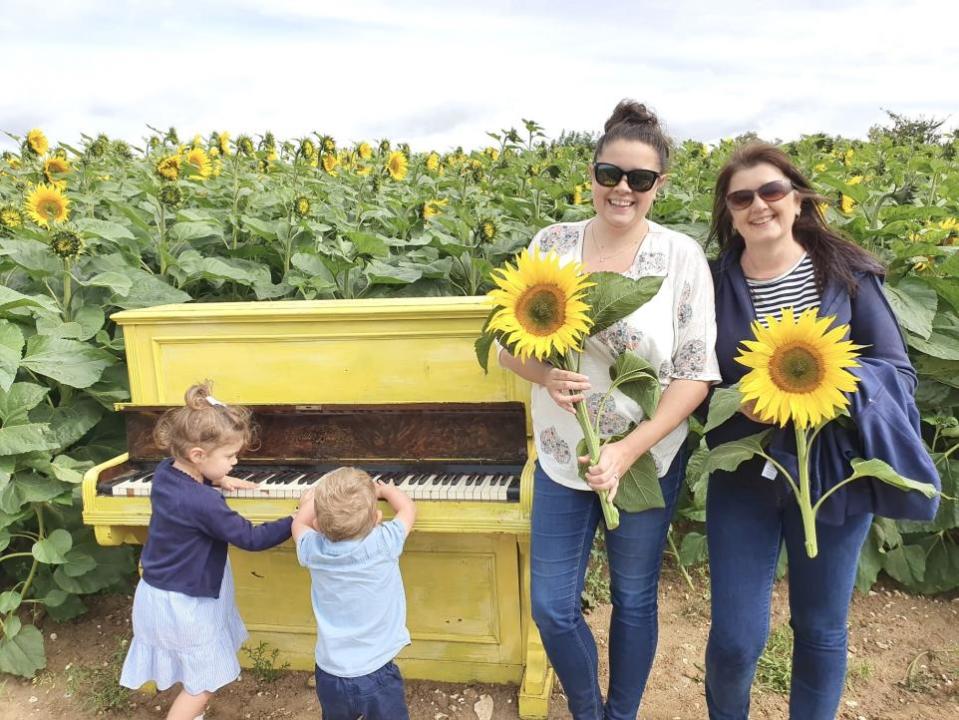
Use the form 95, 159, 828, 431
745, 254, 820, 325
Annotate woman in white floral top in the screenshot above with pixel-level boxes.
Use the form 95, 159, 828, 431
499, 100, 720, 719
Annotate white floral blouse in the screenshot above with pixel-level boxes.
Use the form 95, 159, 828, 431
527, 219, 721, 490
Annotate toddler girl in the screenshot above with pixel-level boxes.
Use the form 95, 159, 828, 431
120, 382, 292, 720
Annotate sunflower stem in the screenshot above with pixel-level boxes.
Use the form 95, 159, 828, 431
795, 424, 819, 558
574, 393, 619, 531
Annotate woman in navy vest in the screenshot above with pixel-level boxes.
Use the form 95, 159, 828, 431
703, 142, 939, 720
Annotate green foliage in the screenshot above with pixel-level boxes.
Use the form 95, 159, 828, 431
755, 624, 793, 694
242, 641, 290, 684
0, 123, 955, 682
581, 530, 610, 611
64, 637, 132, 714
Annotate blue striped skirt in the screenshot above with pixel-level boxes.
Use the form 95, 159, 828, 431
120, 560, 248, 695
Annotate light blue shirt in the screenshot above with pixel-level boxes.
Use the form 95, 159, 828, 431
296, 519, 410, 677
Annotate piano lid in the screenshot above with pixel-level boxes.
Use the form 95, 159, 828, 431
113, 297, 531, 432
120, 402, 528, 464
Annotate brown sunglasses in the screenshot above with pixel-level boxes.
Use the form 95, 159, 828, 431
725, 179, 794, 211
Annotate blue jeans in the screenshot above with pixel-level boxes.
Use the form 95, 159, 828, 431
530, 450, 685, 720
705, 465, 872, 720
313, 661, 409, 720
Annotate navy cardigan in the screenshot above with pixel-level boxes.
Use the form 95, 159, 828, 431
707, 249, 940, 525
141, 458, 293, 598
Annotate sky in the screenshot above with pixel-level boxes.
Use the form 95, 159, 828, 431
2, 0, 958, 154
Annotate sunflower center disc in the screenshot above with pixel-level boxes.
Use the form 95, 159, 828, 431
769, 344, 824, 393
517, 285, 565, 337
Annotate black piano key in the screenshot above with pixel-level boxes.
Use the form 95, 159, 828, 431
506, 478, 521, 502
417, 474, 430, 485
465, 474, 476, 486
450, 474, 462, 486
440, 476, 451, 486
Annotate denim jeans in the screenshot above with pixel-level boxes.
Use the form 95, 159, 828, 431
530, 449, 686, 720
313, 661, 409, 720
704, 465, 872, 720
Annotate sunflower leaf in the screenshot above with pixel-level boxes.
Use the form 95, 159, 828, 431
703, 384, 744, 433
844, 458, 940, 498
609, 353, 661, 419
614, 453, 664, 512
585, 273, 664, 335
704, 430, 772, 474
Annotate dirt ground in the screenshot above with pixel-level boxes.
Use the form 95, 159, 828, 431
1, 569, 956, 720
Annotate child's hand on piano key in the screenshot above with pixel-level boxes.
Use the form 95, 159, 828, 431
216, 475, 260, 492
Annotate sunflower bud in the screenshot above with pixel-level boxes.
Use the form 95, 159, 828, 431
158, 184, 183, 208
112, 140, 133, 160
379, 139, 391, 153
237, 135, 255, 156
87, 134, 110, 158
321, 136, 336, 153
479, 219, 497, 241
294, 196, 311, 218
50, 230, 83, 259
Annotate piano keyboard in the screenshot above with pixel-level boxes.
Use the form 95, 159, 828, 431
102, 464, 522, 502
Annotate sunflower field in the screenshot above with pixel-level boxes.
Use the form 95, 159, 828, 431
0, 118, 956, 677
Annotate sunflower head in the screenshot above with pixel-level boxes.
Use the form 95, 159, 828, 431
357, 142, 373, 160
480, 219, 497, 241
486, 249, 595, 362
217, 131, 231, 156
159, 184, 183, 208
155, 154, 182, 181
736, 307, 863, 429
43, 156, 71, 182
425, 152, 440, 173
321, 153, 338, 174
321, 136, 335, 153
421, 199, 447, 220
299, 138, 317, 160
0, 206, 24, 234
185, 147, 212, 178
294, 196, 311, 218
25, 129, 49, 157
386, 151, 409, 181
24, 183, 70, 227
50, 230, 83, 259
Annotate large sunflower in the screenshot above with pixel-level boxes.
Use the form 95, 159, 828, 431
736, 307, 862, 428
487, 249, 594, 362
24, 183, 70, 227
386, 151, 408, 181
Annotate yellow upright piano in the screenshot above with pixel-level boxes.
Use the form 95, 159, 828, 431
82, 296, 554, 718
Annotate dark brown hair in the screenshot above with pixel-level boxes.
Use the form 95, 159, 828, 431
153, 381, 255, 460
708, 142, 883, 294
594, 99, 671, 172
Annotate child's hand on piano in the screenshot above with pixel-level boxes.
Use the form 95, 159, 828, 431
216, 475, 259, 492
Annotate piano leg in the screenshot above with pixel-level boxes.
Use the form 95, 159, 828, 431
517, 536, 553, 719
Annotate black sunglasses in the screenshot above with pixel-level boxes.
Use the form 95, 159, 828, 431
725, 179, 794, 211
593, 162, 660, 192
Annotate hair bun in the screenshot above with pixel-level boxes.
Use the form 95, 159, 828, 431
604, 99, 659, 133
184, 381, 214, 411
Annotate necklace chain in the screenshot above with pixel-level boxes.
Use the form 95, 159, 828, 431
589, 221, 649, 263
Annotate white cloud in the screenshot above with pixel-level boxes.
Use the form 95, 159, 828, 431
1, 0, 957, 153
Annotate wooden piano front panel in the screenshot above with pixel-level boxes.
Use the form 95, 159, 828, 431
231, 532, 524, 683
